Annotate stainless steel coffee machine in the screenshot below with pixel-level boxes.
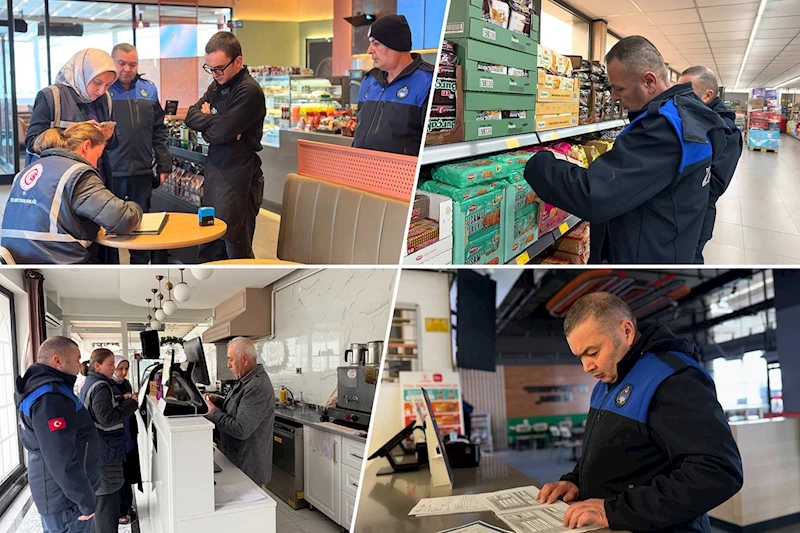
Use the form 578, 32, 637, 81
321, 342, 381, 431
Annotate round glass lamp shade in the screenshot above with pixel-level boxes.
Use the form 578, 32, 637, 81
173, 282, 191, 302
191, 268, 214, 280
150, 319, 161, 330
155, 308, 167, 322
163, 300, 178, 315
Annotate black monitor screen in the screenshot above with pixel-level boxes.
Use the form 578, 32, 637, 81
184, 337, 210, 385
456, 270, 497, 371
140, 330, 160, 359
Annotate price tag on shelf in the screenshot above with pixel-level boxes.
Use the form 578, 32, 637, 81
558, 222, 570, 235
588, 124, 599, 132
515, 252, 531, 265
506, 138, 521, 149
539, 132, 557, 142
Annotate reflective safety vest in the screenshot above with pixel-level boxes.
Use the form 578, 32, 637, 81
0, 153, 99, 264
79, 374, 126, 464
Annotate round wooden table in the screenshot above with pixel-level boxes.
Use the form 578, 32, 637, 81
95, 213, 227, 251
202, 258, 302, 265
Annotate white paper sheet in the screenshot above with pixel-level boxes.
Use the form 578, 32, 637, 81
437, 521, 513, 533
409, 495, 488, 516
213, 482, 266, 509
478, 486, 545, 515
496, 506, 602, 533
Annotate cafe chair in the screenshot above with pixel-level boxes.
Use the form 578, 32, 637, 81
549, 426, 566, 461
513, 420, 534, 451
531, 422, 550, 449
0, 246, 15, 265
559, 426, 583, 463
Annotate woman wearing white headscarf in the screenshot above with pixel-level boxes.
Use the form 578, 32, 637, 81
25, 48, 121, 263
112, 355, 141, 525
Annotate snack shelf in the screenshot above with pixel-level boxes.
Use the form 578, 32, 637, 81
421, 119, 629, 165
505, 214, 582, 264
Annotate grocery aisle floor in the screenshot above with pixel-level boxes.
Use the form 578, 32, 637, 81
0, 484, 339, 533
705, 134, 800, 265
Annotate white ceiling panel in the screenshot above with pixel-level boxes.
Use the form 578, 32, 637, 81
607, 13, 658, 28
763, 0, 800, 17
667, 32, 710, 42
750, 45, 790, 52
694, 0, 758, 5
565, 0, 637, 17
760, 16, 800, 30
658, 23, 706, 36
699, 5, 759, 22
707, 31, 752, 41
753, 38, 792, 46
755, 29, 799, 40
633, 0, 697, 10
703, 19, 754, 33
644, 9, 700, 24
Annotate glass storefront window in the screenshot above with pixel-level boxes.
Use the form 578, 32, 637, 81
712, 351, 768, 411
540, 0, 589, 58
606, 33, 619, 56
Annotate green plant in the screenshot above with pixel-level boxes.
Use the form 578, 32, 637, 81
160, 336, 185, 347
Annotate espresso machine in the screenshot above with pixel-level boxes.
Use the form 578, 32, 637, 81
321, 341, 384, 431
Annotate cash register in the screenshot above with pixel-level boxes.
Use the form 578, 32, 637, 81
138, 360, 209, 417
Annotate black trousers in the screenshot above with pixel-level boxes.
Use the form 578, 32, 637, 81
92, 490, 120, 533
114, 175, 168, 264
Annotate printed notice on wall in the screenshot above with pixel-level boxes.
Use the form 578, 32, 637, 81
400, 371, 465, 437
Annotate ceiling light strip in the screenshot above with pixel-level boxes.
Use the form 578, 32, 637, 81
777, 73, 800, 88
734, 0, 769, 90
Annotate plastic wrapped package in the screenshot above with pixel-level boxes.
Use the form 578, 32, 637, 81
432, 159, 506, 187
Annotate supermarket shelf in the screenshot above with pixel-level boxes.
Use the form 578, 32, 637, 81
535, 119, 628, 142
506, 214, 582, 264
169, 145, 207, 164
420, 119, 629, 165
421, 132, 541, 165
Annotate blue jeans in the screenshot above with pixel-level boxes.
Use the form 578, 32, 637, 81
40, 505, 93, 533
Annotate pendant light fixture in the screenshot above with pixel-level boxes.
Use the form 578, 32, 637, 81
150, 289, 161, 330
145, 298, 152, 330
174, 268, 192, 302
163, 271, 178, 316
155, 275, 167, 322
191, 267, 213, 280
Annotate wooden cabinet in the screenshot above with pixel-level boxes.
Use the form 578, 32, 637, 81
303, 426, 366, 531
202, 286, 272, 343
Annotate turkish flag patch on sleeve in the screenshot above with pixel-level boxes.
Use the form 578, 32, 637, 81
48, 418, 67, 432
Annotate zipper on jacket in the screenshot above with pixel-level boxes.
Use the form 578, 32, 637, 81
127, 89, 135, 177
579, 387, 612, 489
366, 87, 386, 138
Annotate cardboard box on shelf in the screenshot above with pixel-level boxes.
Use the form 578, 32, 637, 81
535, 101, 580, 115
413, 190, 453, 240
537, 70, 576, 92
464, 116, 536, 140
462, 229, 503, 265
445, 0, 539, 54
537, 87, 579, 102
553, 249, 589, 264
451, 38, 537, 95
462, 91, 536, 140
452, 189, 505, 264
534, 114, 579, 131
537, 45, 573, 76
402, 235, 454, 265
502, 195, 540, 262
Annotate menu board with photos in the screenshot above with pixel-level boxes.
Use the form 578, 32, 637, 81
400, 371, 465, 437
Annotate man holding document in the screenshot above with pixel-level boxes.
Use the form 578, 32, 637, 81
538, 293, 743, 531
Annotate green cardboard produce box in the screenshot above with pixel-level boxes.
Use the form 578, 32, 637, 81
446, 2, 539, 55
452, 188, 505, 264
463, 91, 536, 111
451, 38, 537, 95
464, 116, 536, 140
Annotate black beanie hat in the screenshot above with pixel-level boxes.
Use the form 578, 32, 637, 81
368, 14, 413, 52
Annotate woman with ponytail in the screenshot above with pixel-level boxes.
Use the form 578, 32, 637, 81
0, 122, 142, 264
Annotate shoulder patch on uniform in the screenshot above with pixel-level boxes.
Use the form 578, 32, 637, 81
140, 88, 148, 98
396, 86, 410, 99
48, 417, 67, 431
20, 164, 44, 192
615, 383, 634, 407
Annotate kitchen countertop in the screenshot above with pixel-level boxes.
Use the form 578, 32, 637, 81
352, 456, 622, 533
274, 404, 368, 444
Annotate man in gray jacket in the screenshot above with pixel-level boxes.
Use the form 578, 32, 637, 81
203, 337, 274, 485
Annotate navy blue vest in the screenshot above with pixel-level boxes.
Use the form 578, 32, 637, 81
1, 153, 99, 264
79, 373, 126, 465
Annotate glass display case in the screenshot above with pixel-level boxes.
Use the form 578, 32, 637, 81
255, 75, 354, 144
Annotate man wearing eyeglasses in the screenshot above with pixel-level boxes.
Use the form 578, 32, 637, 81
185, 32, 266, 262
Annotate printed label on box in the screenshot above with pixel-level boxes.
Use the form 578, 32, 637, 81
478, 126, 493, 137
483, 27, 497, 40
445, 22, 464, 34
480, 78, 494, 89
